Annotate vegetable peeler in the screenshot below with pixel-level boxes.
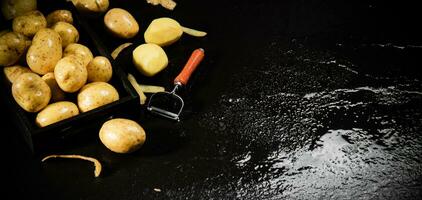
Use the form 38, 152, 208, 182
147, 48, 205, 121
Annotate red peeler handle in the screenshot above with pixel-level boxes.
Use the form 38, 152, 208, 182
174, 48, 205, 86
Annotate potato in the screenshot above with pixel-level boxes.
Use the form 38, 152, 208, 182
99, 118, 146, 153
72, 0, 109, 14
111, 42, 132, 59
12, 10, 47, 38
36, 101, 79, 127
64, 43, 93, 67
12, 72, 51, 112
54, 55, 87, 93
42, 72, 65, 102
0, 29, 9, 37
27, 28, 62, 75
104, 8, 139, 39
144, 18, 183, 47
0, 31, 31, 67
46, 10, 73, 27
132, 43, 168, 77
52, 22, 79, 47
77, 82, 119, 112
1, 0, 37, 20
3, 65, 32, 83
87, 56, 112, 82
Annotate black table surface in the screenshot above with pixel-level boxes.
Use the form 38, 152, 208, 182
3, 0, 422, 199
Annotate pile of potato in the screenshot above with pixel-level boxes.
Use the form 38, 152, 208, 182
1, 2, 118, 128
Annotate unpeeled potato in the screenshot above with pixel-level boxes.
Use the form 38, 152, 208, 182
52, 22, 79, 47
54, 55, 87, 93
42, 72, 66, 102
46, 10, 73, 27
36, 101, 79, 127
26, 28, 62, 75
12, 10, 47, 38
1, 0, 37, 20
3, 65, 32, 83
77, 82, 119, 112
99, 118, 146, 153
104, 8, 139, 39
86, 56, 112, 82
12, 72, 51, 112
72, 0, 109, 14
132, 43, 168, 77
63, 43, 93, 68
0, 31, 31, 67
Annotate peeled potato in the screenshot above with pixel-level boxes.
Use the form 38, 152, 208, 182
132, 43, 168, 77
36, 101, 79, 127
42, 72, 66, 102
54, 55, 87, 93
77, 82, 119, 112
86, 56, 112, 82
99, 118, 146, 153
144, 17, 183, 47
104, 8, 139, 39
12, 72, 51, 112
52, 22, 79, 47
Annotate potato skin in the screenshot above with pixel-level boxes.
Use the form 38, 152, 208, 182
99, 118, 146, 153
132, 43, 168, 77
26, 28, 62, 75
87, 56, 112, 82
104, 8, 139, 39
77, 82, 119, 112
54, 55, 87, 93
3, 65, 32, 83
46, 10, 73, 27
0, 31, 31, 67
12, 10, 47, 38
1, 0, 37, 20
144, 17, 183, 47
42, 72, 65, 102
64, 43, 93, 68
52, 22, 79, 47
36, 101, 79, 127
12, 72, 51, 112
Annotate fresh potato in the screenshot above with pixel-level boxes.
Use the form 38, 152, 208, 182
52, 22, 79, 47
3, 65, 32, 83
87, 56, 112, 82
54, 55, 87, 93
111, 42, 132, 59
27, 28, 62, 75
63, 43, 93, 67
12, 10, 47, 38
0, 31, 31, 67
144, 17, 183, 47
46, 10, 73, 27
77, 82, 119, 112
1, 0, 37, 20
36, 101, 79, 127
42, 72, 66, 102
132, 43, 168, 77
72, 0, 109, 14
12, 72, 51, 112
0, 29, 9, 37
104, 8, 139, 39
99, 118, 146, 153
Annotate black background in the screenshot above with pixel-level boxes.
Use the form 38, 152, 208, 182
2, 0, 422, 199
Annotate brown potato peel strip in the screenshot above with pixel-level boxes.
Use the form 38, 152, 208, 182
147, 0, 177, 10
42, 154, 102, 177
